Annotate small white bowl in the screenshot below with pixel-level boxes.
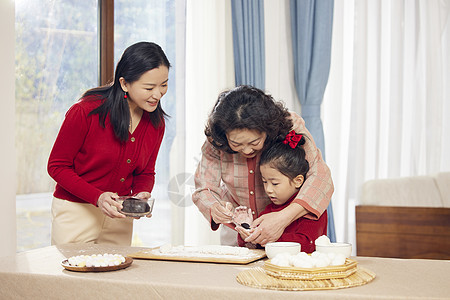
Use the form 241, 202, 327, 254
315, 242, 352, 258
265, 242, 301, 259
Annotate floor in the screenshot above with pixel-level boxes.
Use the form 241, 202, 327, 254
16, 191, 171, 253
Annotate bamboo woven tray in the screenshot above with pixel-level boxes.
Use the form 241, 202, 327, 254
236, 266, 376, 291
264, 258, 358, 280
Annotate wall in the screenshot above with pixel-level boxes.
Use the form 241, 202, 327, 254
0, 0, 17, 257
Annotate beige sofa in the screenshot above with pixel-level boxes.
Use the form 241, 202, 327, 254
356, 172, 450, 260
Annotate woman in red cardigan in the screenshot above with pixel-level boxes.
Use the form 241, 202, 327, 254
236, 131, 327, 253
47, 42, 170, 245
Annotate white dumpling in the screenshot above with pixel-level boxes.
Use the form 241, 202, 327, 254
271, 256, 291, 267
315, 257, 329, 268
310, 251, 322, 258
315, 235, 331, 246
296, 252, 310, 259
272, 253, 292, 266
294, 257, 314, 268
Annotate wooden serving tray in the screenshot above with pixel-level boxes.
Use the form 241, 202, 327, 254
264, 258, 358, 280
61, 257, 133, 272
128, 248, 266, 264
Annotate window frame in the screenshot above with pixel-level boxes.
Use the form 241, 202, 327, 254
99, 0, 114, 85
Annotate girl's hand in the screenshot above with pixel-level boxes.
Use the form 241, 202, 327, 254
210, 201, 233, 224
232, 206, 253, 228
97, 192, 126, 218
244, 211, 289, 246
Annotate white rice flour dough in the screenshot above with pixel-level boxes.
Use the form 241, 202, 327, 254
155, 244, 252, 258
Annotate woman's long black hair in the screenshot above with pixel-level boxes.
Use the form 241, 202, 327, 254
205, 85, 292, 153
85, 41, 171, 142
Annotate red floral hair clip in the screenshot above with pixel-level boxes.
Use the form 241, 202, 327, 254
283, 130, 303, 149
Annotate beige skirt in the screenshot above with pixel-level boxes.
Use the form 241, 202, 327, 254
51, 197, 133, 246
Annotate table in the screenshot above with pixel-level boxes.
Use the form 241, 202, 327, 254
0, 244, 449, 299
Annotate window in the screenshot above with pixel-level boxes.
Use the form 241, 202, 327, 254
15, 0, 176, 251
15, 0, 99, 251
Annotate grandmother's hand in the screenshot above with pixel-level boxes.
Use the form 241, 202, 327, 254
288, 111, 306, 133
236, 225, 252, 240
211, 201, 233, 224
244, 211, 289, 246
97, 192, 126, 218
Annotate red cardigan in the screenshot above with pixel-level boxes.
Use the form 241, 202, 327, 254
238, 192, 328, 253
47, 95, 165, 206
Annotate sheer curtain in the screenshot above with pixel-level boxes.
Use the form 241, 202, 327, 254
181, 0, 235, 246
323, 0, 450, 248
264, 0, 300, 113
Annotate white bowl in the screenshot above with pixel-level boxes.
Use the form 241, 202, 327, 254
265, 242, 301, 259
315, 242, 352, 258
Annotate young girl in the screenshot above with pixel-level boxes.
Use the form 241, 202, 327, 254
236, 130, 328, 253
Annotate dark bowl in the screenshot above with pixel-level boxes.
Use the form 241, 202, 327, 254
118, 197, 154, 217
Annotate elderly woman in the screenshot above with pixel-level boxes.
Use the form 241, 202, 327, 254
192, 85, 333, 246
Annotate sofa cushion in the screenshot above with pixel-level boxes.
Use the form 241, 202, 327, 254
361, 175, 443, 207
434, 172, 450, 207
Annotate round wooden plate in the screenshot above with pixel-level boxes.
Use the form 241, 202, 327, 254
61, 256, 133, 272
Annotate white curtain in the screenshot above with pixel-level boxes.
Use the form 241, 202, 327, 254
176, 0, 236, 246
264, 0, 301, 113
323, 0, 450, 248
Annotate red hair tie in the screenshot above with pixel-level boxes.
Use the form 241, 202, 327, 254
283, 130, 303, 149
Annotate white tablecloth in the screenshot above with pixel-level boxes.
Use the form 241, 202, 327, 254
0, 244, 449, 299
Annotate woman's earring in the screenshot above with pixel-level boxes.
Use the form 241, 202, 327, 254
124, 92, 128, 99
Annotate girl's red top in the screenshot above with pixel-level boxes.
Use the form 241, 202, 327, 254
238, 192, 328, 253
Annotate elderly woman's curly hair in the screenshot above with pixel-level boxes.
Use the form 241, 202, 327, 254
205, 85, 293, 154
